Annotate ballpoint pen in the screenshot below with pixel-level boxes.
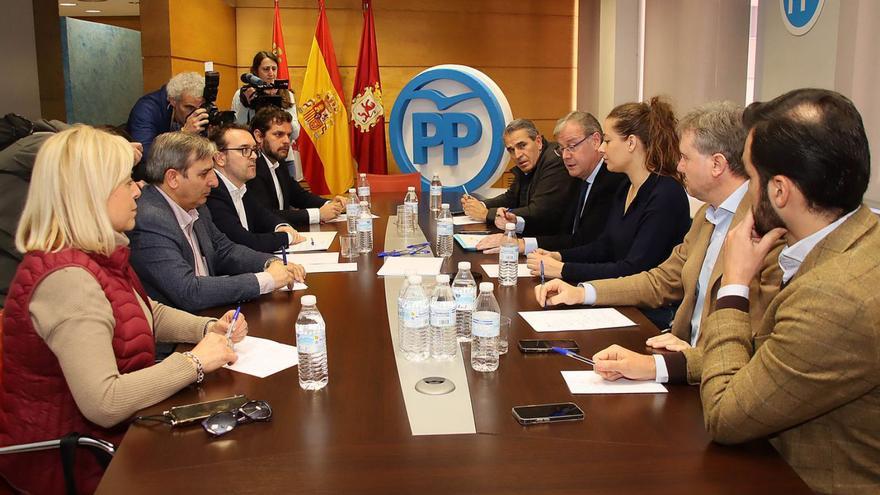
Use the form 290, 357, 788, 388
226, 306, 242, 351
462, 185, 470, 198
540, 260, 546, 308
551, 347, 594, 366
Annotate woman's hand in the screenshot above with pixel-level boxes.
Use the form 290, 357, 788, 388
190, 332, 237, 373
209, 310, 248, 343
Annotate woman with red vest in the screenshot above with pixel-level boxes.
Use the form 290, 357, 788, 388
0, 125, 247, 494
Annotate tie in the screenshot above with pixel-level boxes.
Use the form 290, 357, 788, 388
572, 181, 589, 234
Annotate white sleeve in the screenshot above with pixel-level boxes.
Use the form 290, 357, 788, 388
231, 88, 249, 126
287, 90, 301, 140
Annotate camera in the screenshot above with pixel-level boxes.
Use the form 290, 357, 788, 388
239, 73, 291, 114
201, 71, 236, 135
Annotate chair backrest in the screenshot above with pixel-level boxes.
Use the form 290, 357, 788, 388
365, 173, 421, 193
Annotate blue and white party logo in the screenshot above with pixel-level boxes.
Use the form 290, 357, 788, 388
780, 0, 824, 36
389, 65, 512, 193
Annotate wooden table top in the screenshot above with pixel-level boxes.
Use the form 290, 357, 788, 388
96, 193, 810, 494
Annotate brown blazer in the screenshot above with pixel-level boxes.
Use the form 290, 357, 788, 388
700, 205, 880, 494
592, 191, 783, 383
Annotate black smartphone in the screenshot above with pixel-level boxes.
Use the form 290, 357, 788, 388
512, 402, 585, 425
517, 339, 579, 353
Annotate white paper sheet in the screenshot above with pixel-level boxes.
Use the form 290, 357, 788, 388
279, 282, 308, 292
452, 216, 484, 226
453, 234, 488, 251
304, 263, 358, 273
274, 252, 339, 265
286, 231, 337, 252
561, 371, 667, 394
518, 308, 637, 332
481, 264, 531, 278
377, 257, 444, 276
223, 336, 299, 378
326, 213, 379, 223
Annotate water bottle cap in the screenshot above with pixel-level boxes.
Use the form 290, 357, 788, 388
407, 186, 415, 191
301, 295, 316, 306
479, 282, 494, 292
359, 201, 368, 206
360, 173, 366, 178
436, 274, 450, 284
458, 261, 471, 270
505, 222, 515, 230
407, 275, 422, 284
441, 203, 449, 209
348, 188, 355, 193
433, 173, 439, 178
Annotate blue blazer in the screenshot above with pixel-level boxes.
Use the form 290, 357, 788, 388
127, 185, 274, 312
125, 86, 174, 169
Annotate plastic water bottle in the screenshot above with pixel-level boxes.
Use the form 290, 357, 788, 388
452, 261, 477, 342
356, 201, 373, 253
401, 275, 430, 362
345, 188, 360, 235
403, 186, 419, 227
429, 174, 442, 213
471, 282, 501, 372
397, 271, 413, 340
295, 295, 328, 390
357, 173, 371, 209
430, 274, 457, 360
499, 222, 519, 286
435, 203, 454, 258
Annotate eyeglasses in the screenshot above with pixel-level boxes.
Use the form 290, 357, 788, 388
553, 135, 591, 157
220, 146, 260, 158
201, 400, 272, 436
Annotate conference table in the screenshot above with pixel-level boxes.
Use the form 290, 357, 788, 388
97, 193, 810, 494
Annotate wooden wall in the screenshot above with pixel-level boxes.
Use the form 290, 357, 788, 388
234, 0, 576, 174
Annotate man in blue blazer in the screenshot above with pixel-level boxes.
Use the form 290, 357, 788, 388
128, 132, 305, 313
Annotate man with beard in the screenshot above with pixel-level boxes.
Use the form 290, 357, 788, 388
460, 119, 579, 236
535, 102, 783, 384
246, 107, 344, 226
698, 88, 879, 494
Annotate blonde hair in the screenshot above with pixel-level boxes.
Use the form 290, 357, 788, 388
15, 125, 134, 256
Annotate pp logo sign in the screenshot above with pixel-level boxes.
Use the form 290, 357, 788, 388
390, 65, 512, 193
780, 0, 824, 36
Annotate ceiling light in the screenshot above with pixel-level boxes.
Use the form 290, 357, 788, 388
59, 2, 77, 6
84, 9, 101, 13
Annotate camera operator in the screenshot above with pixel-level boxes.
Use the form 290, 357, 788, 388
126, 72, 210, 165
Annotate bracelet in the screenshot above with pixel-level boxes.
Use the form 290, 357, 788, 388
182, 351, 205, 384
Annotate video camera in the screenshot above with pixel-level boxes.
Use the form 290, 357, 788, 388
239, 73, 290, 114
201, 71, 236, 134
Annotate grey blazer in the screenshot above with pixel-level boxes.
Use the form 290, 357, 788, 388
127, 185, 274, 312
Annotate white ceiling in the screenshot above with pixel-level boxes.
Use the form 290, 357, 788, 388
58, 0, 140, 17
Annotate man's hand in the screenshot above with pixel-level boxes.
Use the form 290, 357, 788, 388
526, 249, 563, 278
477, 234, 525, 254
494, 208, 518, 230
286, 262, 306, 282
266, 260, 294, 289
332, 195, 348, 209
130, 142, 143, 166
646, 333, 691, 352
721, 210, 787, 286
534, 278, 585, 307
319, 201, 343, 221
592, 345, 657, 381
276, 225, 305, 244
461, 196, 488, 221
182, 108, 209, 134
209, 309, 248, 343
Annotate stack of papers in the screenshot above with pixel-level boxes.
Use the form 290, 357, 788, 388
452, 216, 484, 226
377, 256, 444, 276
518, 308, 637, 332
561, 371, 667, 394
453, 234, 488, 251
481, 264, 531, 278
224, 336, 299, 378
286, 232, 337, 252
274, 251, 358, 274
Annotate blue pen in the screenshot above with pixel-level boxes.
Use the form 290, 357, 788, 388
540, 260, 546, 308
462, 185, 470, 198
281, 246, 288, 265
226, 305, 242, 349
551, 347, 594, 366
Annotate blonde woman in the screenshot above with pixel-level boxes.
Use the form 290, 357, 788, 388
0, 126, 246, 495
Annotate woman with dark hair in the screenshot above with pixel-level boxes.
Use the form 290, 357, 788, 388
527, 97, 691, 285
232, 51, 299, 134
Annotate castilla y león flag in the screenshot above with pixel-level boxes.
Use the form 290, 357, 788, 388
350, 0, 387, 174
297, 0, 355, 195
271, 0, 290, 81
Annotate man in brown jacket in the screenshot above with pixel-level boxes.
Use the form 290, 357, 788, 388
535, 102, 783, 384
701, 88, 879, 494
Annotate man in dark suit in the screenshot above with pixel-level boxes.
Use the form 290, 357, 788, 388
246, 107, 345, 226
128, 132, 305, 313
206, 124, 305, 253
477, 112, 625, 253
461, 119, 580, 237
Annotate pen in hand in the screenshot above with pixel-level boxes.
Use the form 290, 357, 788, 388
226, 305, 242, 351
281, 246, 292, 290
551, 347, 594, 366
540, 260, 546, 308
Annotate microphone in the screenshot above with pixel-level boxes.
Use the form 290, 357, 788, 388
240, 73, 270, 89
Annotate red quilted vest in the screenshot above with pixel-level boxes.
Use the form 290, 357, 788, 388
0, 247, 155, 495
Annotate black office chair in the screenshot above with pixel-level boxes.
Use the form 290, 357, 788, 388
0, 433, 116, 495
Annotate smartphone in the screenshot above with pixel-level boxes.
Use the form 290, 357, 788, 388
517, 339, 579, 353
512, 402, 585, 425
165, 395, 248, 426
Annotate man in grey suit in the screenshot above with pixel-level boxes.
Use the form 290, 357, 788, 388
128, 132, 305, 313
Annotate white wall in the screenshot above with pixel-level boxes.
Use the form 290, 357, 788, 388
0, 0, 42, 120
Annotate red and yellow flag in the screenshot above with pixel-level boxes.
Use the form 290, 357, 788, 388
350, 0, 388, 174
297, 0, 355, 195
271, 0, 290, 81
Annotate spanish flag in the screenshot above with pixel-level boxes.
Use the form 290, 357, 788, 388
297, 0, 355, 196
